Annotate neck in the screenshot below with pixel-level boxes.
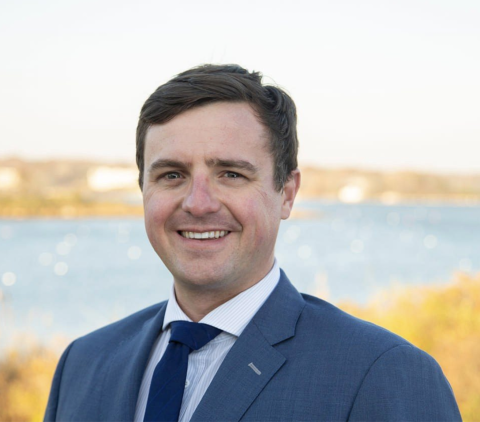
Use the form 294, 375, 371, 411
173, 272, 272, 322
173, 286, 241, 322
172, 260, 276, 321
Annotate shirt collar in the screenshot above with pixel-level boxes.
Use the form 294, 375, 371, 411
163, 259, 280, 337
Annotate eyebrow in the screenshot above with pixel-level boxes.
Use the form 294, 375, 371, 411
207, 159, 258, 174
148, 158, 258, 174
147, 159, 190, 174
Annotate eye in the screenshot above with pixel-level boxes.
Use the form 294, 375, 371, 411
224, 171, 242, 179
154, 172, 183, 184
165, 172, 182, 180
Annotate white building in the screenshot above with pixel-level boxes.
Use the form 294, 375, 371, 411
0, 167, 20, 190
87, 166, 139, 192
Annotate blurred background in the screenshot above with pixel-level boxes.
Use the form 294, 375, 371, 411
1, 0, 479, 420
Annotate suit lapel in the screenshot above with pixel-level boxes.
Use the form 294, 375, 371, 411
100, 302, 167, 422
192, 271, 305, 422
191, 320, 286, 422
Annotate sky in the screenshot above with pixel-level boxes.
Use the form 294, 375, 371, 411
1, 0, 479, 173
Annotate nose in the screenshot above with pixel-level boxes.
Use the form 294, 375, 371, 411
182, 174, 221, 216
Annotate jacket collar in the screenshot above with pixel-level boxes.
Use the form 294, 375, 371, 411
191, 270, 305, 422
100, 270, 304, 422
101, 301, 167, 422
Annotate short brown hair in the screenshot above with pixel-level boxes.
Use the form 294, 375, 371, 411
136, 64, 298, 191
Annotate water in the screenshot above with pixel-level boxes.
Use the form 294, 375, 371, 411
1, 200, 479, 350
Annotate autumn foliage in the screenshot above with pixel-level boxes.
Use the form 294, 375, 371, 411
0, 346, 58, 422
0, 273, 478, 421
340, 272, 480, 421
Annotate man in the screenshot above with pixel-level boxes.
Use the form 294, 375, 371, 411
44, 64, 461, 421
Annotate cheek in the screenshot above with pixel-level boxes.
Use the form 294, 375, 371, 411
144, 197, 170, 234
241, 197, 279, 239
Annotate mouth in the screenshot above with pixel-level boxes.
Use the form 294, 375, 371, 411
179, 230, 230, 240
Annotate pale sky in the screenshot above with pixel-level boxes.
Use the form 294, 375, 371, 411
1, 0, 479, 173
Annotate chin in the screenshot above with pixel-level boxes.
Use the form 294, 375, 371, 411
172, 264, 234, 289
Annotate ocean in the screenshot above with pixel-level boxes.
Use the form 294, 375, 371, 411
1, 200, 479, 350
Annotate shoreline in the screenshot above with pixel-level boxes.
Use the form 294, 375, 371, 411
1, 197, 480, 219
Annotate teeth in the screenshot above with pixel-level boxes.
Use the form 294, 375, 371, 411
181, 231, 228, 239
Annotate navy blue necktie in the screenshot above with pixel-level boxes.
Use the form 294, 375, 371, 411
143, 321, 222, 422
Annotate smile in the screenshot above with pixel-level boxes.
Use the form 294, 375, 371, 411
180, 231, 230, 239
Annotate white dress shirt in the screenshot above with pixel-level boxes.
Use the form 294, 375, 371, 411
134, 260, 280, 422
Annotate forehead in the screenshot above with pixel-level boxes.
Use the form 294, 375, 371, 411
143, 102, 271, 165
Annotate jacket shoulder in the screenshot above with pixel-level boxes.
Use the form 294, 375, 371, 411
278, 293, 461, 420
73, 301, 166, 350
298, 293, 413, 356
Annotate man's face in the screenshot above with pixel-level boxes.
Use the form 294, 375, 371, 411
142, 102, 299, 298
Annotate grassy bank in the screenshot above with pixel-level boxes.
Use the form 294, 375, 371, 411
0, 196, 143, 218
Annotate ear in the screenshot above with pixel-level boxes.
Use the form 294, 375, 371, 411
281, 169, 301, 220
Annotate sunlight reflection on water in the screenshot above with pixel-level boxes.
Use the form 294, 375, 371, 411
0, 201, 479, 349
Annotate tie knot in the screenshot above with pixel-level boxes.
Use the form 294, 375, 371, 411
169, 321, 222, 351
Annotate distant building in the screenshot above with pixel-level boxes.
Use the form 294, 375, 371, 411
338, 184, 365, 203
0, 167, 21, 190
338, 176, 370, 203
87, 166, 138, 192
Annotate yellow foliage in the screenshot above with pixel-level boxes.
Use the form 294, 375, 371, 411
0, 347, 58, 422
0, 274, 478, 421
340, 272, 480, 422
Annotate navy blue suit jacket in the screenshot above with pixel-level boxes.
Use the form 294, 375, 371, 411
45, 271, 461, 421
